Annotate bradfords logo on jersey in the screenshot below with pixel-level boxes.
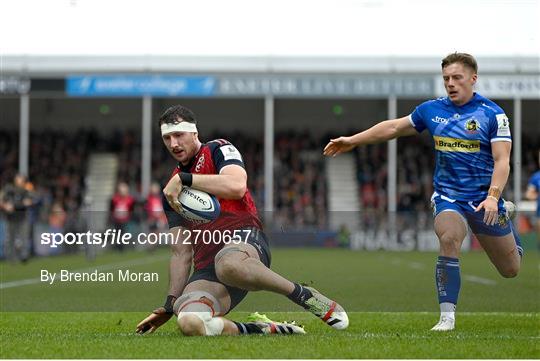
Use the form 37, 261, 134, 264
433, 136, 480, 153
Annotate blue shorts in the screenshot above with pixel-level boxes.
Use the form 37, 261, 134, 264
430, 192, 513, 237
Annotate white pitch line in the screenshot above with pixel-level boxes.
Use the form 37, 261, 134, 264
0, 254, 169, 290
408, 261, 425, 270
463, 275, 497, 286
319, 332, 539, 340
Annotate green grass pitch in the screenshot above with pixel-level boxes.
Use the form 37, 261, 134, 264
1, 248, 539, 358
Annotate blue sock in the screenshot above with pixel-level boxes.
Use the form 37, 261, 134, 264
435, 256, 460, 305
510, 222, 523, 258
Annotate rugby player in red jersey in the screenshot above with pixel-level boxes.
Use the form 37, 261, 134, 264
136, 105, 348, 336
110, 182, 135, 252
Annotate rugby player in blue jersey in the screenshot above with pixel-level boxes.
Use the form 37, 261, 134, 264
324, 53, 522, 331
525, 151, 540, 243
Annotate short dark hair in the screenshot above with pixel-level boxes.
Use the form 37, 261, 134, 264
158, 105, 197, 126
441, 52, 478, 73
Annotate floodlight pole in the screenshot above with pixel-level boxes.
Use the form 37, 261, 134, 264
264, 96, 274, 218
387, 96, 397, 214
387, 95, 398, 246
513, 98, 522, 202
19, 94, 30, 177
141, 96, 152, 198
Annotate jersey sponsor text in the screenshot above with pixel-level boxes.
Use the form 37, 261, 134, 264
433, 136, 480, 153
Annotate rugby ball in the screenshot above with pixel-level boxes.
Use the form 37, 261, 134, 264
178, 187, 220, 224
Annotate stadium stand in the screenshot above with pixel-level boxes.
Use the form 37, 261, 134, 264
1, 127, 539, 258
115, 129, 329, 228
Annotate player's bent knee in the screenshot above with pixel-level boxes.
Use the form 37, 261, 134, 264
173, 291, 223, 336
439, 233, 459, 246
499, 264, 520, 278
177, 313, 206, 336
438, 233, 461, 253
177, 312, 224, 336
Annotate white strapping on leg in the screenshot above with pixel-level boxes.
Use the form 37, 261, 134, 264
175, 291, 224, 336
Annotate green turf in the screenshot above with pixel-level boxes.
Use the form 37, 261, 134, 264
0, 312, 538, 358
1, 248, 539, 358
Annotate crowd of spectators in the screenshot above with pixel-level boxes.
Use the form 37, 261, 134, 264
113, 130, 329, 229
353, 134, 435, 215
273, 131, 328, 229
0, 129, 99, 260
2, 127, 539, 221
0, 129, 104, 226
1, 127, 539, 259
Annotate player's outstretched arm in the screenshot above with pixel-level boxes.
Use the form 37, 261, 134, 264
323, 116, 416, 157
136, 227, 192, 334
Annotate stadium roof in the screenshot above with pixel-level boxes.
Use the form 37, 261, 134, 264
2, 55, 539, 76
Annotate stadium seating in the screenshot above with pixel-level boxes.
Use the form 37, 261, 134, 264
89, 129, 329, 229
0, 128, 538, 257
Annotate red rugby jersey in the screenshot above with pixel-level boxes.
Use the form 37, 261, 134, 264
163, 139, 262, 270
110, 194, 135, 224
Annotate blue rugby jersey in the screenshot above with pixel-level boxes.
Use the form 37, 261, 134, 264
409, 93, 512, 202
528, 170, 540, 215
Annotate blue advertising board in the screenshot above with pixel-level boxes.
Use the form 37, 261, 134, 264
67, 75, 216, 97
66, 74, 440, 97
